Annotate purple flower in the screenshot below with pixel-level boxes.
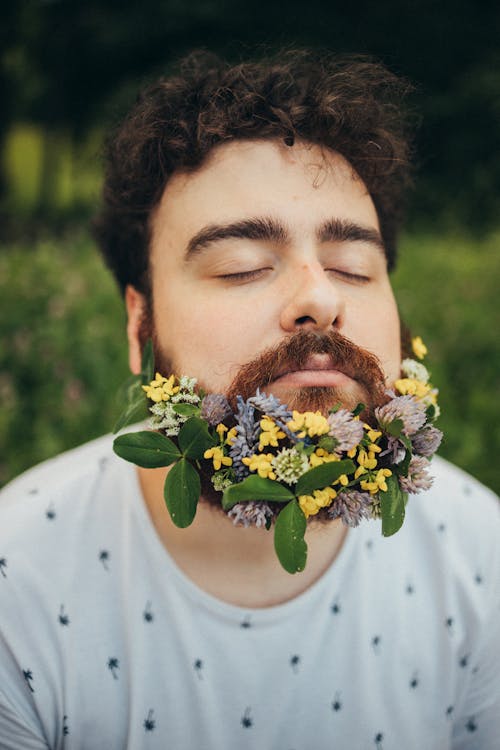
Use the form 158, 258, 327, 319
229, 397, 260, 479
247, 389, 292, 422
399, 455, 434, 494
228, 502, 273, 528
411, 425, 443, 457
375, 394, 427, 436
200, 393, 232, 425
327, 410, 364, 453
379, 435, 406, 464
327, 490, 372, 527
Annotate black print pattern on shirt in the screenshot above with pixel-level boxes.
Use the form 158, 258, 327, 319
58, 605, 70, 626
143, 601, 154, 622
240, 615, 252, 629
330, 598, 341, 615
371, 635, 381, 653
445, 616, 454, 634
445, 705, 454, 718
466, 717, 478, 733
46, 504, 56, 520
99, 550, 110, 570
437, 522, 446, 533
107, 658, 119, 679
459, 653, 470, 669
23, 669, 35, 692
474, 572, 483, 585
144, 710, 156, 732
0, 558, 7, 578
331, 692, 342, 712
193, 659, 204, 679
409, 672, 419, 689
405, 582, 415, 595
63, 715, 69, 736
290, 655, 301, 673
374, 731, 384, 749
241, 707, 253, 728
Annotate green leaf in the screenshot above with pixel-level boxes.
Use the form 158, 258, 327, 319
274, 500, 307, 574
141, 339, 155, 383
352, 403, 365, 417
295, 459, 355, 495
178, 417, 217, 459
386, 418, 404, 438
172, 403, 200, 417
113, 397, 149, 433
380, 474, 406, 536
113, 431, 181, 468
426, 404, 436, 421
393, 448, 412, 476
222, 475, 294, 510
164, 458, 200, 528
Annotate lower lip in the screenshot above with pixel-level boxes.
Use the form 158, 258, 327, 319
270, 369, 353, 388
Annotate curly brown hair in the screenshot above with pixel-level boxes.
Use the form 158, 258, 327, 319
93, 48, 414, 295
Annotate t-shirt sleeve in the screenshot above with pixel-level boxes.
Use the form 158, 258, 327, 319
451, 499, 500, 749
0, 688, 49, 750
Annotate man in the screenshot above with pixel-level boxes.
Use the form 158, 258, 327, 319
0, 49, 498, 749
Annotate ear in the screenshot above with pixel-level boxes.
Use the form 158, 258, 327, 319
125, 285, 147, 375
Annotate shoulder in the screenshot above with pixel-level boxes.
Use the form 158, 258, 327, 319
0, 432, 136, 546
405, 455, 499, 596
419, 454, 499, 534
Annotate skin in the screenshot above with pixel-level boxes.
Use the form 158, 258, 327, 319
125, 139, 402, 606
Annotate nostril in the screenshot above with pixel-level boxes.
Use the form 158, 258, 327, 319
295, 316, 316, 325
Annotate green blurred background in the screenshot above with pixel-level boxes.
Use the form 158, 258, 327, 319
1, 0, 499, 494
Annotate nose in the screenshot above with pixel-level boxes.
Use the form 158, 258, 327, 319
279, 263, 344, 333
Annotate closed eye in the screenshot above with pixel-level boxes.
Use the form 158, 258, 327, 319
329, 269, 371, 283
217, 268, 271, 283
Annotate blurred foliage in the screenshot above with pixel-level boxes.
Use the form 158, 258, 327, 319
0, 230, 499, 495
1, 0, 500, 230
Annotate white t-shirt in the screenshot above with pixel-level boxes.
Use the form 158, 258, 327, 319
0, 434, 498, 750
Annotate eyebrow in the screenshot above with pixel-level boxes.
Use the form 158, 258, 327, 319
184, 215, 385, 259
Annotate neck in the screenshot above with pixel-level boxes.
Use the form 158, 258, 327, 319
137, 465, 349, 608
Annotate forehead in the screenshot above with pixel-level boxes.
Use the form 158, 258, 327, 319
150, 139, 380, 257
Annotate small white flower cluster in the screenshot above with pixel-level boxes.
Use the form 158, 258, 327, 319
271, 447, 310, 485
401, 358, 430, 383
149, 377, 200, 436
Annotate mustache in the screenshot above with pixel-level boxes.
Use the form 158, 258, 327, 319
226, 329, 387, 406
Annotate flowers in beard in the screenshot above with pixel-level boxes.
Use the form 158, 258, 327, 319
113, 334, 443, 575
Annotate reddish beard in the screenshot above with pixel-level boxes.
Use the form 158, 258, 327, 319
146, 327, 389, 516
225, 330, 387, 416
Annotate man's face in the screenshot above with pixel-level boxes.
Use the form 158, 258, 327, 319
129, 139, 401, 406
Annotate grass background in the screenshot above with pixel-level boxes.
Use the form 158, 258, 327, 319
1, 228, 499, 494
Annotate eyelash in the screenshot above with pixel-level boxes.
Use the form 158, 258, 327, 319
218, 268, 371, 284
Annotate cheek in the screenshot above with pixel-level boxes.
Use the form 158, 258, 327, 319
153, 293, 266, 387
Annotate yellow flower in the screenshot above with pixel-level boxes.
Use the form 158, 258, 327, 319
242, 453, 276, 480
216, 423, 228, 438
361, 468, 392, 495
365, 427, 382, 443
394, 378, 431, 400
412, 336, 428, 360
225, 427, 238, 445
335, 474, 349, 487
309, 448, 339, 468
258, 417, 286, 451
287, 410, 330, 438
357, 449, 377, 471
298, 487, 337, 518
204, 446, 232, 471
347, 446, 357, 459
142, 373, 180, 402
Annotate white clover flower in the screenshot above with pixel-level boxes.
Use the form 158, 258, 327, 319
401, 358, 430, 383
179, 375, 198, 391
271, 447, 310, 485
